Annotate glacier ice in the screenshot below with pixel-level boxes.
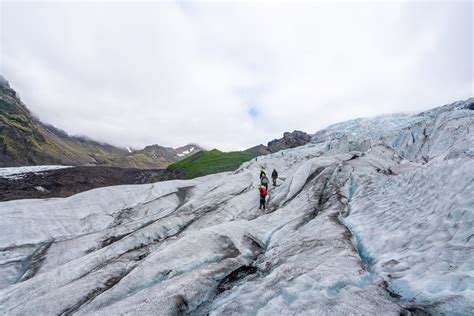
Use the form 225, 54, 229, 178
0, 165, 72, 180
0, 98, 473, 315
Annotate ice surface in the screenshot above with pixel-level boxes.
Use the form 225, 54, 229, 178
0, 99, 472, 315
343, 158, 474, 315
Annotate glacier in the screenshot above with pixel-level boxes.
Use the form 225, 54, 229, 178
0, 165, 72, 180
0, 99, 473, 315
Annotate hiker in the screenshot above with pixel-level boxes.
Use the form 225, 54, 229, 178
258, 185, 268, 210
261, 174, 269, 190
271, 169, 278, 187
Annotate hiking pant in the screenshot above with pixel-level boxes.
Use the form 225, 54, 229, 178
272, 177, 277, 186
259, 196, 266, 210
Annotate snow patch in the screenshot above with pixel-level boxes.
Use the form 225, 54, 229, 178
34, 186, 47, 193
177, 147, 195, 158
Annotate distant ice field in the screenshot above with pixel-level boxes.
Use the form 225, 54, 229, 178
0, 165, 72, 179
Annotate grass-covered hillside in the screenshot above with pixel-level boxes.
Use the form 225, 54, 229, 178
0, 82, 46, 165
167, 149, 255, 179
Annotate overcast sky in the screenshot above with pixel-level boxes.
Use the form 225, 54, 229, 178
1, 1, 472, 151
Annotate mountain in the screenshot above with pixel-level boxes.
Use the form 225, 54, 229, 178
245, 130, 312, 156
1, 98, 472, 315
0, 76, 201, 168
111, 144, 201, 169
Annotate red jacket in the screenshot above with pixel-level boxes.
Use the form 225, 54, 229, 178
259, 187, 268, 197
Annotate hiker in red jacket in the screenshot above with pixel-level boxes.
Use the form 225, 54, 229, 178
259, 185, 268, 210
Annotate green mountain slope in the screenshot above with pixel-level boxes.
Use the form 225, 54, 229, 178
167, 149, 255, 179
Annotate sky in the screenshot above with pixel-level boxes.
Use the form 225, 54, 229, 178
0, 0, 472, 151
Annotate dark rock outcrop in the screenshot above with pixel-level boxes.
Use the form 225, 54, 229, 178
245, 131, 312, 156
0, 166, 167, 201
267, 130, 312, 152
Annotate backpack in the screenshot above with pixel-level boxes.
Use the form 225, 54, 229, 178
260, 187, 268, 197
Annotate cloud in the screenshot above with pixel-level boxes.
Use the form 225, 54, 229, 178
1, 1, 472, 151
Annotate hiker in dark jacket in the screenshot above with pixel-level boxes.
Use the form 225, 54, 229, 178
258, 185, 268, 210
271, 169, 278, 187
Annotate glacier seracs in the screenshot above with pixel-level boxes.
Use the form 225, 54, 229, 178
0, 98, 473, 315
